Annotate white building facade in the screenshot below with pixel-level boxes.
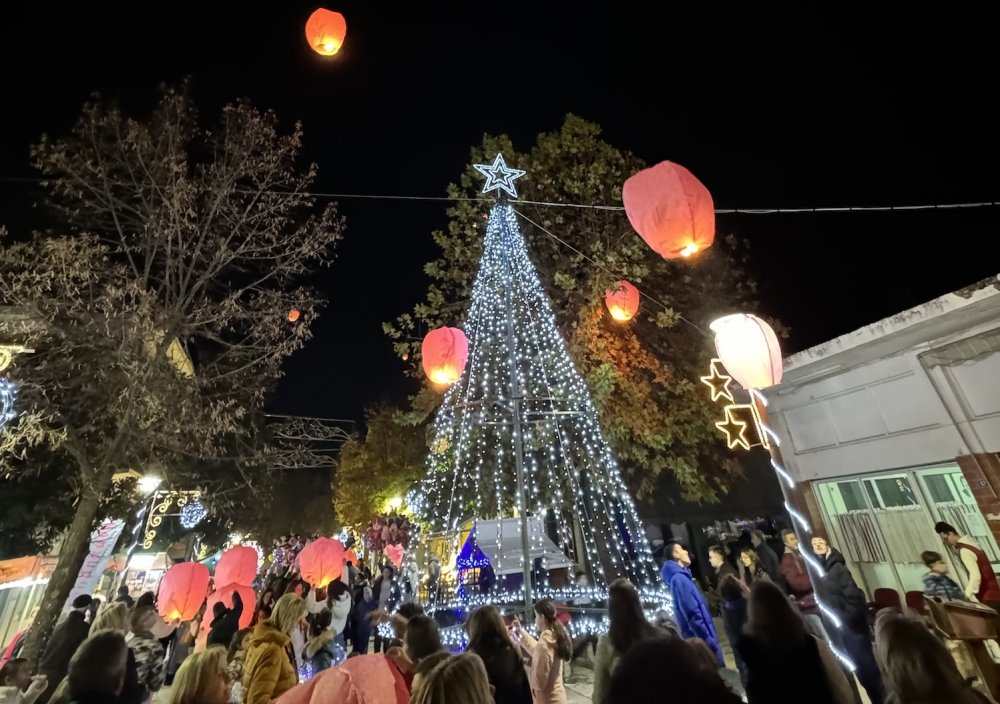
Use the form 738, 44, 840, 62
767, 276, 1000, 598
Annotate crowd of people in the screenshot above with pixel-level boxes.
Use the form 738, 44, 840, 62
2, 518, 999, 704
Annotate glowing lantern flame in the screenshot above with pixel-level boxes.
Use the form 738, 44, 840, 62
305, 9, 348, 57
421, 327, 469, 386
604, 280, 640, 322
288, 308, 301, 322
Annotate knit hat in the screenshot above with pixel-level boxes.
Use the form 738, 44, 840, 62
72, 594, 94, 609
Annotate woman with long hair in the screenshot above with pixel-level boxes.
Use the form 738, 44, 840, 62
164, 648, 231, 704
592, 579, 662, 704
243, 593, 305, 704
410, 652, 494, 704
736, 582, 853, 704
738, 549, 771, 586
514, 599, 571, 704
875, 610, 993, 704
465, 606, 531, 704
405, 615, 449, 694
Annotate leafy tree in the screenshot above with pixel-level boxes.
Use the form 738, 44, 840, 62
0, 86, 343, 663
387, 115, 765, 503
333, 405, 427, 529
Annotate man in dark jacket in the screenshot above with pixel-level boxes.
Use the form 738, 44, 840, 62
707, 545, 738, 589
115, 585, 134, 609
750, 530, 784, 587
812, 537, 886, 704
36, 594, 93, 704
661, 542, 724, 665
206, 591, 243, 648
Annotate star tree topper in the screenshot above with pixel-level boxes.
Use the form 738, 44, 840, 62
474, 153, 526, 199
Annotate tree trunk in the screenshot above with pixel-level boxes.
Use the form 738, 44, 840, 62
19, 476, 108, 668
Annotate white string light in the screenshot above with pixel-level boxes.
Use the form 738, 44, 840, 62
411, 199, 666, 612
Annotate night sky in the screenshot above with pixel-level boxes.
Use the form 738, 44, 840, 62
1, 4, 996, 423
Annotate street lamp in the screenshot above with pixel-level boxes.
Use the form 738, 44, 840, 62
137, 475, 162, 496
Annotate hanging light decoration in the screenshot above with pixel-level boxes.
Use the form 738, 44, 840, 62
179, 501, 207, 530
157, 562, 210, 621
421, 327, 469, 385
305, 8, 348, 57
604, 280, 640, 322
709, 314, 783, 390
622, 160, 715, 260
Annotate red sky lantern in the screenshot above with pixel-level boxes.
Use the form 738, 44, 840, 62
710, 313, 783, 390
288, 308, 301, 323
604, 280, 640, 322
622, 160, 715, 260
298, 537, 345, 588
305, 9, 347, 57
215, 546, 259, 587
157, 562, 210, 622
205, 583, 256, 630
421, 327, 468, 386
344, 548, 358, 566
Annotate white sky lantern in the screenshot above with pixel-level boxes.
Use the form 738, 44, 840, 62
709, 313, 783, 390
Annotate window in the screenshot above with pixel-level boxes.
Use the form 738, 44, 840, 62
838, 481, 867, 512
924, 474, 955, 503
864, 477, 919, 508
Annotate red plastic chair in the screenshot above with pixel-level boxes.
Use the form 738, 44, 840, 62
873, 587, 902, 611
905, 590, 926, 614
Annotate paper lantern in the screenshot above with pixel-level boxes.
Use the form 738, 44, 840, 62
157, 562, 210, 622
288, 308, 301, 323
205, 583, 256, 630
709, 314, 783, 390
622, 161, 715, 260
298, 537, 345, 588
344, 548, 358, 566
604, 280, 640, 322
421, 327, 468, 385
386, 544, 404, 568
305, 9, 347, 57
215, 546, 259, 587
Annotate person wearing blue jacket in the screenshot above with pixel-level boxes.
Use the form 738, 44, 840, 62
661, 541, 724, 665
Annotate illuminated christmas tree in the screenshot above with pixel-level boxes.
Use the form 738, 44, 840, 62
411, 155, 666, 616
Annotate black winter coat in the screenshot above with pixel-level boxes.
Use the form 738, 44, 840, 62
737, 634, 837, 704
207, 591, 244, 648
469, 639, 532, 704
38, 611, 90, 701
755, 542, 784, 586
816, 549, 868, 632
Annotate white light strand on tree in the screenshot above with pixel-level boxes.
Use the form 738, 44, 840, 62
411, 197, 668, 615
0, 378, 17, 432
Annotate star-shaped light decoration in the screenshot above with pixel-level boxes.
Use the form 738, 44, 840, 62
715, 405, 751, 450
474, 153, 526, 199
700, 358, 734, 403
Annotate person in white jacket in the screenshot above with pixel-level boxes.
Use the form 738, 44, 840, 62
304, 582, 353, 648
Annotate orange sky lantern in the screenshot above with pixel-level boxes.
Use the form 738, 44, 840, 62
288, 308, 301, 323
205, 583, 256, 630
215, 546, 259, 587
604, 280, 640, 322
421, 327, 468, 386
710, 313, 783, 390
622, 160, 715, 260
157, 562, 210, 622
298, 537, 345, 588
305, 9, 347, 57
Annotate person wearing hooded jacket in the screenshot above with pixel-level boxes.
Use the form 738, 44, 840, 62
207, 591, 243, 649
661, 542, 724, 665
812, 536, 886, 704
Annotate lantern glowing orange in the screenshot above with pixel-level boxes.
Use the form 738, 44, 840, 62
604, 280, 640, 322
622, 161, 715, 260
157, 562, 210, 622
205, 583, 256, 630
709, 314, 783, 390
344, 548, 358, 566
298, 537, 345, 588
215, 546, 259, 587
305, 9, 347, 57
421, 327, 468, 385
288, 308, 301, 323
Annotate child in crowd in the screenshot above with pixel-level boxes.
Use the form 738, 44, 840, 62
921, 551, 966, 601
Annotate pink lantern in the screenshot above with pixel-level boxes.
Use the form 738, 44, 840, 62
215, 546, 259, 587
604, 280, 640, 322
622, 160, 715, 260
298, 538, 345, 588
386, 544, 404, 568
157, 562, 210, 622
344, 548, 358, 566
205, 583, 256, 630
709, 314, 783, 390
421, 327, 469, 385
